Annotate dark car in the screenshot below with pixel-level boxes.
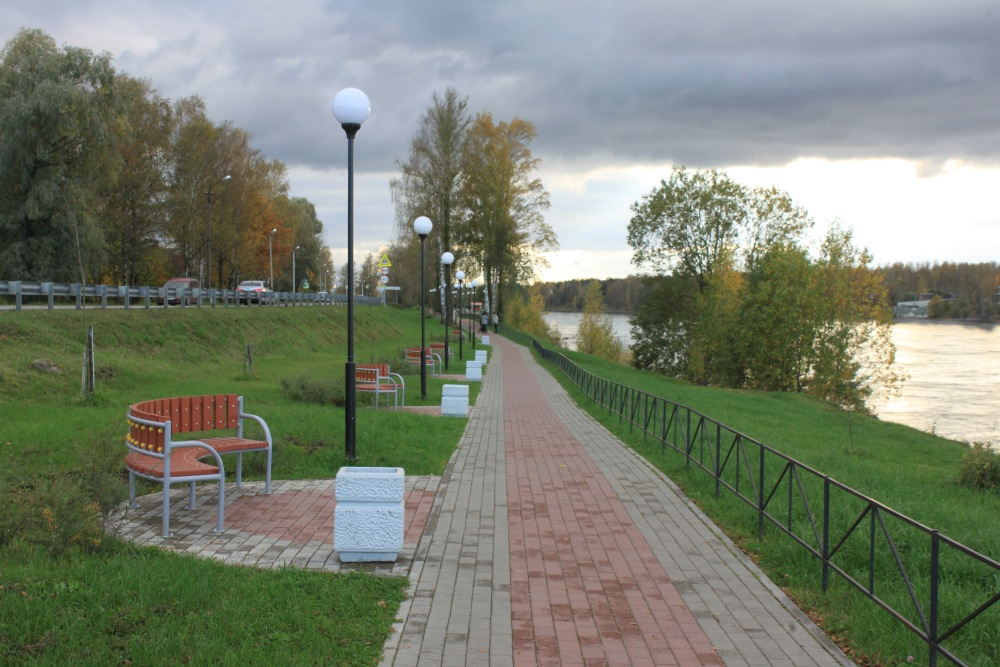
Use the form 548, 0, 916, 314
236, 280, 270, 303
158, 277, 199, 305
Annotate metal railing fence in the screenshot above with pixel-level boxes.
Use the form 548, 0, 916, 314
501, 326, 999, 667
0, 280, 383, 310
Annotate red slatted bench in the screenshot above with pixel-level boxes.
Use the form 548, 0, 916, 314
355, 364, 405, 408
405, 347, 442, 376
125, 394, 272, 537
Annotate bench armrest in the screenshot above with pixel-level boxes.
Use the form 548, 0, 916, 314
237, 411, 273, 446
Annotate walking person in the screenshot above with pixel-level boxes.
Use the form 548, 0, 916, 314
480, 311, 489, 334
491, 312, 499, 333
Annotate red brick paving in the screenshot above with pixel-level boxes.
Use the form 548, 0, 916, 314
227, 488, 436, 545
503, 349, 724, 666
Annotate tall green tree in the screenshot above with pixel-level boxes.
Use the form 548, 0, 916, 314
0, 28, 120, 282
391, 88, 470, 314
100, 75, 173, 285
627, 166, 811, 291
459, 113, 555, 317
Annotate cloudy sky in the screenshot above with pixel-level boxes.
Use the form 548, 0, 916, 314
4, 0, 999, 281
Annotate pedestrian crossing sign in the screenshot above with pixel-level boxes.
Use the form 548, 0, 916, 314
379, 254, 391, 268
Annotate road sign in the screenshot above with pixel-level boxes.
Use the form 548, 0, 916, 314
379, 275, 389, 284
379, 254, 391, 268
380, 266, 389, 276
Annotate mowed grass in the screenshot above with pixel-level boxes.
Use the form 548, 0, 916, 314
0, 304, 472, 665
527, 337, 1000, 667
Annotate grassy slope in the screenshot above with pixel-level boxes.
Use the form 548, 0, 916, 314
0, 304, 467, 665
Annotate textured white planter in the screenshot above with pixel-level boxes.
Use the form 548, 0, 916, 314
441, 383, 469, 417
475, 349, 488, 364
481, 335, 490, 345
334, 466, 404, 562
465, 360, 482, 382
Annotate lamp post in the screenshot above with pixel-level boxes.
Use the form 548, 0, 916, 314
455, 270, 465, 361
269, 228, 277, 290
413, 216, 433, 398
441, 252, 454, 371
333, 87, 370, 460
205, 174, 231, 292
469, 279, 477, 349
292, 245, 300, 293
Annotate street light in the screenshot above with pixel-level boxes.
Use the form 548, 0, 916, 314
455, 270, 465, 361
333, 86, 370, 460
205, 174, 231, 292
413, 216, 433, 398
469, 279, 477, 349
269, 228, 277, 290
292, 245, 300, 294
441, 252, 454, 370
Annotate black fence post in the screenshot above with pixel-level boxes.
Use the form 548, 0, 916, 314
758, 444, 766, 538
929, 531, 940, 667
822, 477, 831, 592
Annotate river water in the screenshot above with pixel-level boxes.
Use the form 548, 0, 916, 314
543, 312, 1000, 446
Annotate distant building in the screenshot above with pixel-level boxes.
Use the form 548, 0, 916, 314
895, 300, 930, 318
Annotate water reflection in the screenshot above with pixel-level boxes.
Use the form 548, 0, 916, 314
543, 313, 999, 446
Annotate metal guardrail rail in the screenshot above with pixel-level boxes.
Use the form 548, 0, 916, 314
501, 326, 1000, 667
0, 280, 383, 310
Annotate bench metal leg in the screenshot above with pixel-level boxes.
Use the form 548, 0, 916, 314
214, 479, 225, 533
234, 453, 243, 488
162, 482, 172, 538
264, 449, 272, 494
128, 471, 138, 509
185, 482, 196, 510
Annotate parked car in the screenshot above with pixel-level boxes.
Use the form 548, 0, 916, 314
236, 280, 270, 303
157, 277, 199, 305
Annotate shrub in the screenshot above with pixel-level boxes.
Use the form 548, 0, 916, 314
281, 374, 345, 406
958, 442, 1000, 492
0, 436, 128, 557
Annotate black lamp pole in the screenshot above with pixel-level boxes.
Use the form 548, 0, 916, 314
469, 280, 476, 349
455, 271, 465, 361
414, 216, 432, 398
333, 87, 369, 461
441, 252, 453, 371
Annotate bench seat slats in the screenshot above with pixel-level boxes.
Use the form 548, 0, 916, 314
126, 448, 219, 477
200, 436, 268, 454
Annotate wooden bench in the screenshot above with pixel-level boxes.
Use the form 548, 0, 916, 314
355, 364, 405, 408
405, 347, 442, 376
125, 394, 273, 538
429, 342, 453, 363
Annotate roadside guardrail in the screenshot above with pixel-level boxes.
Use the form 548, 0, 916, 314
0, 280, 383, 311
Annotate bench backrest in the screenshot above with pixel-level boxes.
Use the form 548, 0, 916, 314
355, 364, 389, 383
127, 394, 242, 453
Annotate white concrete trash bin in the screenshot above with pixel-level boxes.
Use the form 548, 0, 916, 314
475, 349, 488, 364
481, 335, 490, 345
466, 360, 483, 382
334, 466, 404, 562
441, 383, 469, 417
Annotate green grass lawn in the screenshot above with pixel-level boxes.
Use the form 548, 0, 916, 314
2, 305, 997, 665
0, 304, 470, 665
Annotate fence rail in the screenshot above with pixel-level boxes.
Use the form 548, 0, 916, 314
503, 327, 999, 667
0, 280, 383, 310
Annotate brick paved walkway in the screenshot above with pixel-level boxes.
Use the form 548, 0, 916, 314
117, 333, 853, 666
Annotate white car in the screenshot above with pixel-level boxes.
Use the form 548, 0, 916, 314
236, 280, 270, 303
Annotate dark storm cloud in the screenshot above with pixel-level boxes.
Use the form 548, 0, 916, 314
11, 0, 995, 174
3, 0, 999, 274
